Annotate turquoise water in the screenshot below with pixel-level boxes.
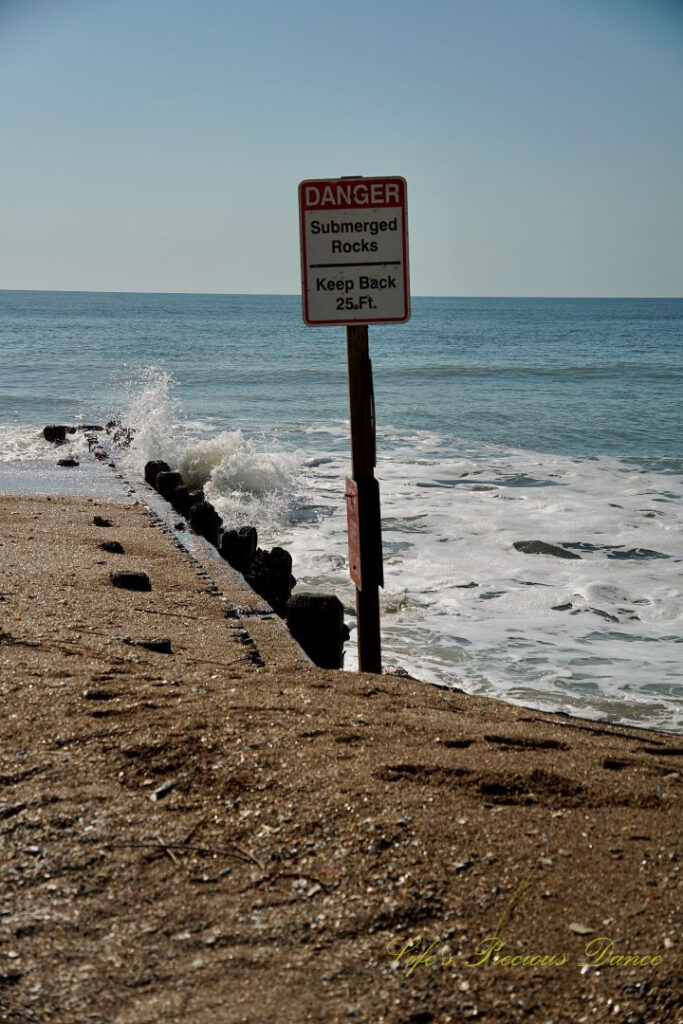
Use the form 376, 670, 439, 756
1, 291, 682, 731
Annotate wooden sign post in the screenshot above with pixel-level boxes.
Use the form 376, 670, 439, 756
299, 176, 410, 673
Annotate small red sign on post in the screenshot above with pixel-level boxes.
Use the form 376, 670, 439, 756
345, 476, 361, 589
299, 176, 410, 326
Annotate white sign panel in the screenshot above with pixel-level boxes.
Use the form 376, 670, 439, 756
299, 176, 410, 326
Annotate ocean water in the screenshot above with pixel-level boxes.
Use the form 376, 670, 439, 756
1, 290, 682, 732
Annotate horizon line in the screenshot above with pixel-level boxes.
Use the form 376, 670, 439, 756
2, 288, 682, 301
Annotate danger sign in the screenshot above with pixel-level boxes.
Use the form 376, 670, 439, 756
299, 176, 410, 326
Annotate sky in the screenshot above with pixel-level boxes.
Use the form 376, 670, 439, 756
0, 0, 682, 296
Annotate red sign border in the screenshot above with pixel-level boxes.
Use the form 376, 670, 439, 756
299, 176, 410, 327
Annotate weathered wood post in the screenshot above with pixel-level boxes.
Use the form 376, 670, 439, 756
346, 323, 383, 672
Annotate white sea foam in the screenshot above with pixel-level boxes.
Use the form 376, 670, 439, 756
98, 368, 683, 731
118, 367, 304, 535
0, 425, 89, 463
281, 439, 683, 731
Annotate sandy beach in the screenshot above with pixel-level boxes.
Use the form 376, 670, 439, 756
0, 493, 680, 1023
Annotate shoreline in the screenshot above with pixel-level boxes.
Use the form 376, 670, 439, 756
0, 493, 680, 1022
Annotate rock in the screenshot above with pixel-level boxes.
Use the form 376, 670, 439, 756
513, 540, 581, 560
57, 457, 79, 467
43, 425, 75, 444
607, 547, 669, 561
110, 570, 151, 592
93, 515, 113, 528
143, 460, 171, 488
219, 526, 258, 574
189, 501, 223, 546
245, 546, 294, 617
286, 593, 350, 668
155, 470, 183, 501
99, 541, 124, 554
171, 485, 202, 518
77, 424, 104, 432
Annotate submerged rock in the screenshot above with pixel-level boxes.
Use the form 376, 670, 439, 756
43, 425, 76, 444
513, 540, 581, 560
57, 456, 79, 467
607, 547, 669, 561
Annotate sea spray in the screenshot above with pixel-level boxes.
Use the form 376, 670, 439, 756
118, 366, 306, 538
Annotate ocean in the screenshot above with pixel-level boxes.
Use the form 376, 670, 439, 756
1, 290, 681, 732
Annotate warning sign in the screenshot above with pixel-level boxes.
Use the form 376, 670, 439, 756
299, 176, 410, 326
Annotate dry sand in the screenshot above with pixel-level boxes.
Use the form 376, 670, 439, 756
0, 494, 680, 1023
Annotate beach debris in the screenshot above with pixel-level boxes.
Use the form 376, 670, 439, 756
513, 540, 581, 559
93, 515, 113, 528
149, 780, 176, 802
57, 456, 79, 467
144, 460, 171, 488
286, 593, 349, 668
99, 540, 125, 554
43, 424, 76, 444
121, 636, 172, 654
110, 570, 152, 592
568, 922, 593, 935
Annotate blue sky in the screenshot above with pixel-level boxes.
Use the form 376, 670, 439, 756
1, 0, 681, 295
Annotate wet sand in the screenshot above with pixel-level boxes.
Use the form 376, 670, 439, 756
0, 494, 680, 1023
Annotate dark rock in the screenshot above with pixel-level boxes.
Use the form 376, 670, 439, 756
513, 540, 581, 560
171, 485, 202, 518
245, 546, 294, 617
144, 460, 172, 488
607, 547, 669, 561
99, 540, 124, 554
552, 602, 573, 611
110, 570, 151, 592
106, 421, 134, 447
77, 424, 104, 432
588, 607, 619, 623
286, 593, 350, 669
189, 501, 223, 546
93, 515, 113, 528
57, 457, 79, 467
155, 470, 183, 501
43, 425, 76, 444
219, 525, 258, 574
